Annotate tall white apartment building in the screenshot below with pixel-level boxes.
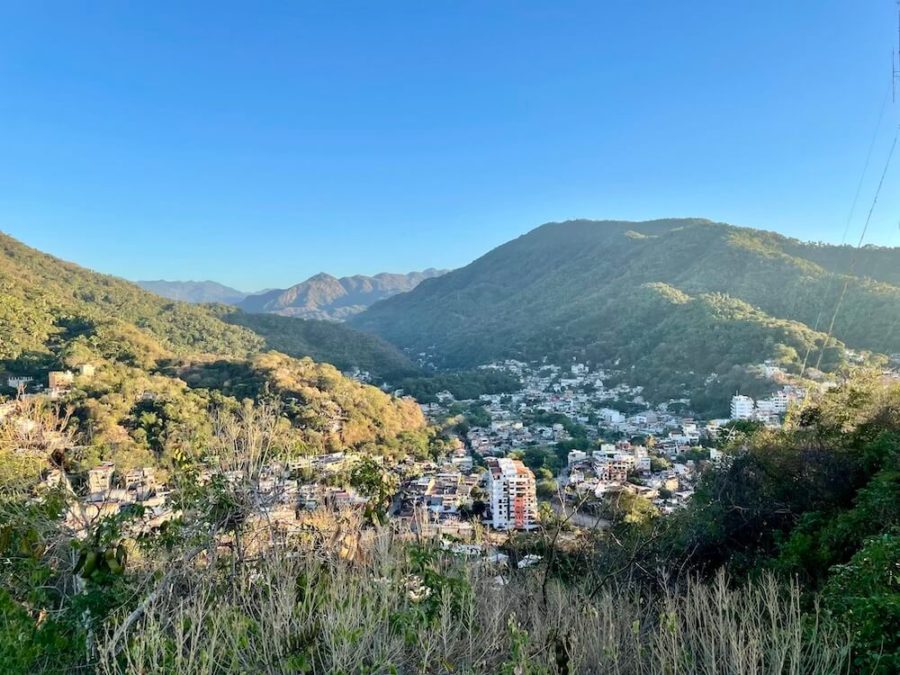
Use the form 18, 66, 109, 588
730, 395, 755, 420
484, 457, 539, 530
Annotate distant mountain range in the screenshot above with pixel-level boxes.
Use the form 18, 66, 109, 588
237, 270, 448, 320
138, 269, 448, 321
136, 279, 249, 305
352, 219, 900, 413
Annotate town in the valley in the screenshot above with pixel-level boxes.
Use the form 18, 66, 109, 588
2, 355, 861, 562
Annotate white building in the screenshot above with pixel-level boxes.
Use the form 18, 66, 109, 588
484, 457, 539, 531
567, 449, 588, 466
730, 395, 755, 420
599, 409, 625, 425
756, 399, 776, 416
6, 375, 33, 389
87, 463, 115, 494
769, 390, 790, 414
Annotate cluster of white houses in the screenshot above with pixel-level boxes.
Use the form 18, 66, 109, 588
425, 359, 734, 460
730, 386, 803, 425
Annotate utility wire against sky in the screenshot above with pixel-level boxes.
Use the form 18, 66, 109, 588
813, 121, 899, 373
800, 3, 900, 378
798, 86, 892, 377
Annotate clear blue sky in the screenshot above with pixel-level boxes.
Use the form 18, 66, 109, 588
1, 1, 899, 290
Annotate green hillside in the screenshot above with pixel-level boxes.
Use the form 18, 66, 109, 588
353, 219, 899, 405
0, 232, 427, 467
219, 309, 419, 380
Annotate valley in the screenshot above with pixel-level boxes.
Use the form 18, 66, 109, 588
1, 224, 898, 674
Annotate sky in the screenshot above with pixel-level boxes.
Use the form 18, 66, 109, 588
1, 1, 899, 291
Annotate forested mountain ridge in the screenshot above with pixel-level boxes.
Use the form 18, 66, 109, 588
0, 231, 426, 465
136, 279, 249, 305
353, 219, 900, 403
239, 269, 448, 320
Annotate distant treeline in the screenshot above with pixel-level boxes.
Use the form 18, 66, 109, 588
395, 369, 521, 403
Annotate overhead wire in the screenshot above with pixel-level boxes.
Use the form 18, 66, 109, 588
813, 121, 900, 372
799, 87, 892, 378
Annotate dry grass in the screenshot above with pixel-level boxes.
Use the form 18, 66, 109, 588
96, 528, 851, 675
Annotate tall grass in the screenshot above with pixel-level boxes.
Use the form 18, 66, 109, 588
97, 529, 850, 674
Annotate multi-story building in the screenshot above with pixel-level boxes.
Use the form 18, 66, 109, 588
730, 395, 755, 420
48, 370, 75, 391
593, 453, 634, 482
769, 390, 790, 414
124, 467, 157, 500
567, 449, 588, 466
87, 463, 115, 494
484, 457, 538, 530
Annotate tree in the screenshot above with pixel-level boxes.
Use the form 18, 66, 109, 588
350, 457, 398, 525
602, 491, 658, 525
536, 467, 554, 481
650, 456, 671, 472
536, 479, 557, 499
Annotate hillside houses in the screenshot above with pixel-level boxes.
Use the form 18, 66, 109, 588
2, 363, 96, 398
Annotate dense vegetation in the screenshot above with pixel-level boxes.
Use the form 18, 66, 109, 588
590, 375, 900, 673
394, 369, 521, 403
1, 229, 898, 673
0, 232, 419, 379
353, 219, 898, 409
0, 232, 427, 467
221, 309, 419, 381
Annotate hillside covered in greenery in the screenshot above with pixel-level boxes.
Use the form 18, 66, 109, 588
220, 310, 418, 381
353, 219, 899, 407
0, 232, 427, 469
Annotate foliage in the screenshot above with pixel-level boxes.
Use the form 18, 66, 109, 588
3, 376, 894, 673
221, 309, 420, 381
821, 534, 900, 674
395, 369, 521, 403
0, 232, 428, 467
587, 376, 900, 667
350, 457, 398, 524
352, 219, 897, 411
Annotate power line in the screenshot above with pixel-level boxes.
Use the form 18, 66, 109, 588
799, 88, 892, 377
814, 122, 900, 372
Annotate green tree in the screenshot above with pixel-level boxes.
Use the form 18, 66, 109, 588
350, 457, 399, 525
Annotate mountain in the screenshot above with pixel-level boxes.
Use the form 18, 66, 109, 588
0, 231, 425, 462
136, 279, 249, 305
352, 219, 900, 409
239, 269, 448, 320
219, 310, 419, 380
